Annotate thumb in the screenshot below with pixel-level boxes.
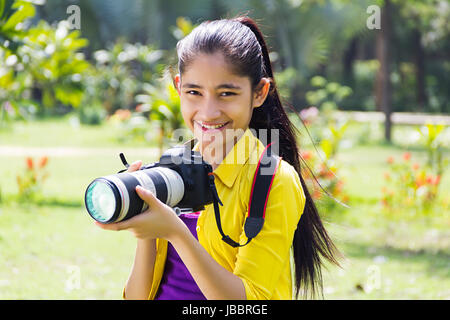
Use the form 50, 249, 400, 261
136, 185, 163, 208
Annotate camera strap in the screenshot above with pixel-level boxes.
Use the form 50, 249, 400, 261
209, 142, 281, 248
117, 153, 130, 173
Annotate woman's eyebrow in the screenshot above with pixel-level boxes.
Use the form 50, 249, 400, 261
181, 83, 241, 90
216, 83, 241, 90
182, 83, 202, 89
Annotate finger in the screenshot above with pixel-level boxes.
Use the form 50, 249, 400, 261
94, 219, 130, 231
135, 185, 163, 208
127, 160, 142, 173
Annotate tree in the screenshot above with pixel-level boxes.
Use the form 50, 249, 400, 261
395, 0, 450, 112
375, 0, 393, 142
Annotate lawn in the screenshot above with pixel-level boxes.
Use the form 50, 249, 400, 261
0, 116, 448, 299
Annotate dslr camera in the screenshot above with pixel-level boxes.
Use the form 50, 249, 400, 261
84, 144, 220, 224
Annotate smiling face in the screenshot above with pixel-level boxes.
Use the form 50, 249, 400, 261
174, 52, 270, 168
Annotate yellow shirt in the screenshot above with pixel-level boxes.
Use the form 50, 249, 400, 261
147, 128, 305, 300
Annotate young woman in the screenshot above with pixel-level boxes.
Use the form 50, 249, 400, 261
96, 16, 341, 300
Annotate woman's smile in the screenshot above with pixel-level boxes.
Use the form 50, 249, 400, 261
194, 120, 231, 132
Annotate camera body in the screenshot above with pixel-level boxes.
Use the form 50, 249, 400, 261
143, 145, 214, 211
84, 145, 216, 224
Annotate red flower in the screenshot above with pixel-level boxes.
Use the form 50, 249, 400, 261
403, 152, 411, 162
39, 156, 48, 168
412, 163, 420, 170
387, 156, 394, 164
26, 157, 33, 170
432, 175, 441, 186
301, 150, 312, 160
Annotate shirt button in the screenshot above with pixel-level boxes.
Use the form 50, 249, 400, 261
196, 225, 201, 232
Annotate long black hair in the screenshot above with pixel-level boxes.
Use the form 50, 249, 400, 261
176, 16, 342, 299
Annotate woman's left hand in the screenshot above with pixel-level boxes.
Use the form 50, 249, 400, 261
95, 185, 183, 241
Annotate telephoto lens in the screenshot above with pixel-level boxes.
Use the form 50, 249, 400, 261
85, 144, 218, 224
85, 167, 185, 223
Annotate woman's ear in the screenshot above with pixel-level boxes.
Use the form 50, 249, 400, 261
173, 74, 181, 95
253, 77, 271, 108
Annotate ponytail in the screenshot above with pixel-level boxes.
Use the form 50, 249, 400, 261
234, 16, 342, 299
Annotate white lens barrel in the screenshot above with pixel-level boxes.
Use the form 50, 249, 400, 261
153, 167, 185, 207
88, 166, 185, 223
102, 174, 130, 222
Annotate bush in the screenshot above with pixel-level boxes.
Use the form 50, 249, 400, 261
1, 0, 91, 124
300, 148, 349, 212
85, 40, 165, 115
298, 105, 350, 211
16, 156, 49, 203
381, 152, 446, 216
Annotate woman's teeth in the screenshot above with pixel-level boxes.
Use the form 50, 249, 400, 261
199, 122, 228, 129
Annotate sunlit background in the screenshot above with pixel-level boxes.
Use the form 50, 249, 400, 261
0, 0, 449, 299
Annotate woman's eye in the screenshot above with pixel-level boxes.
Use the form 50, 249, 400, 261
186, 90, 200, 96
220, 92, 236, 97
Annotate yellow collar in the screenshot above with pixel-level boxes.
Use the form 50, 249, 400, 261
193, 128, 260, 188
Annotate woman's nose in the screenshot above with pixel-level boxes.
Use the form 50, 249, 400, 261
197, 96, 222, 120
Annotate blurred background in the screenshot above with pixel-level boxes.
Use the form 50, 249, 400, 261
0, 0, 449, 299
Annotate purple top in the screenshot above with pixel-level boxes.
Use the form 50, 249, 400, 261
154, 212, 206, 300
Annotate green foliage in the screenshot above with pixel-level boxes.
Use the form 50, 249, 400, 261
107, 108, 151, 144
381, 122, 448, 218
297, 76, 354, 211
0, 0, 36, 51
302, 77, 353, 152
338, 58, 380, 111
418, 122, 448, 177
381, 152, 446, 215
22, 20, 90, 110
171, 16, 196, 40
0, 0, 38, 127
135, 75, 185, 155
300, 147, 349, 210
77, 100, 106, 125
80, 40, 165, 125
274, 67, 299, 101
1, 0, 91, 127
320, 119, 350, 160
306, 76, 353, 113
298, 105, 350, 211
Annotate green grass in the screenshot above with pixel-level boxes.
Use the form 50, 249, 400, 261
0, 116, 160, 299
0, 203, 135, 299
321, 202, 450, 299
0, 115, 159, 148
0, 116, 449, 299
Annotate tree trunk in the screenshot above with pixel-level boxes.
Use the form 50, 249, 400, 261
343, 37, 358, 87
413, 28, 426, 112
375, 0, 393, 142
